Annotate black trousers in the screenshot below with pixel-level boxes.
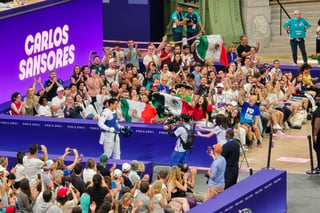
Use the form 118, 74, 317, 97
224, 166, 239, 189
314, 139, 320, 168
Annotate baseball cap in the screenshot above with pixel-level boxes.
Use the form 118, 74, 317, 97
99, 154, 108, 166
216, 83, 224, 88
57, 87, 64, 92
122, 163, 131, 172
109, 58, 116, 64
0, 166, 5, 172
57, 187, 68, 198
194, 62, 202, 67
213, 144, 223, 154
113, 169, 122, 178
43, 160, 53, 170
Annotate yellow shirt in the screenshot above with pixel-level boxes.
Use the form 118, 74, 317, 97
302, 74, 313, 86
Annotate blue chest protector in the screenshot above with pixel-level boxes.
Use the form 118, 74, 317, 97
105, 111, 120, 132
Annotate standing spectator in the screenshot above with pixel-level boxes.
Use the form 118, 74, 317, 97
197, 114, 228, 145
283, 10, 311, 65
105, 59, 122, 88
70, 65, 83, 85
87, 174, 109, 211
205, 144, 226, 201
160, 43, 174, 67
185, 7, 205, 46
227, 43, 238, 65
171, 5, 186, 42
10, 92, 25, 115
89, 51, 107, 76
17, 178, 36, 213
23, 144, 48, 186
143, 43, 160, 68
44, 70, 63, 101
113, 42, 124, 68
86, 69, 102, 104
98, 98, 123, 159
163, 113, 192, 166
83, 158, 97, 184
133, 181, 154, 212
124, 39, 142, 70
237, 35, 260, 66
222, 129, 240, 189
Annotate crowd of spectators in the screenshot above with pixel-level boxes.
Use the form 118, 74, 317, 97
6, 13, 320, 212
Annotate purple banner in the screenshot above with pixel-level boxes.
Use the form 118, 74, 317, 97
0, 0, 102, 103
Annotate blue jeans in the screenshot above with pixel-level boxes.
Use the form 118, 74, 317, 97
290, 39, 307, 64
170, 150, 189, 166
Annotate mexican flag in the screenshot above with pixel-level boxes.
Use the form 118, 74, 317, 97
152, 93, 193, 118
196, 34, 228, 66
120, 99, 157, 123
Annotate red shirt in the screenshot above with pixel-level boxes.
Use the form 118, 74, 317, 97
160, 50, 172, 66
192, 104, 213, 121
11, 102, 22, 115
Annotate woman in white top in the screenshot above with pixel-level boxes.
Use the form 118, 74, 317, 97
37, 96, 52, 117
197, 114, 229, 145
151, 180, 168, 213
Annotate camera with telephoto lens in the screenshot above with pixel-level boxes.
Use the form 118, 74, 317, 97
164, 114, 180, 125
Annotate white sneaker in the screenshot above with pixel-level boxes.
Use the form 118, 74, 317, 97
283, 122, 290, 130
273, 124, 282, 130
276, 130, 285, 136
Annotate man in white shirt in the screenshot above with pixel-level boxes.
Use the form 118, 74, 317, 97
105, 59, 124, 88
23, 144, 48, 186
143, 43, 160, 67
50, 87, 66, 118
225, 81, 239, 104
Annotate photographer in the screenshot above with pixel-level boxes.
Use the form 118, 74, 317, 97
63, 96, 83, 119
163, 113, 192, 167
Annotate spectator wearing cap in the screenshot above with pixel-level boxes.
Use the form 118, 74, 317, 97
111, 169, 125, 200
105, 58, 123, 88
121, 163, 133, 188
50, 86, 66, 118
96, 154, 113, 177
163, 113, 192, 166
89, 51, 107, 76
41, 159, 53, 190
23, 144, 48, 187
205, 144, 226, 201
192, 62, 202, 86
113, 42, 124, 68
56, 186, 80, 213
44, 70, 63, 101
211, 83, 227, 114
71, 163, 86, 195
173, 83, 193, 104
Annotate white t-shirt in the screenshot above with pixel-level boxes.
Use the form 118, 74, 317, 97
225, 89, 239, 104
83, 168, 96, 184
51, 96, 66, 118
105, 68, 118, 85
213, 125, 227, 145
23, 156, 43, 186
14, 164, 25, 182
143, 54, 160, 67
38, 105, 52, 117
151, 194, 164, 213
174, 124, 190, 152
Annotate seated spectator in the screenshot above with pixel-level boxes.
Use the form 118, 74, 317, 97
63, 96, 83, 119
238, 94, 262, 147
169, 54, 183, 73
23, 85, 39, 116
10, 92, 24, 115
75, 94, 98, 120
51, 86, 66, 118
227, 43, 238, 65
37, 96, 52, 117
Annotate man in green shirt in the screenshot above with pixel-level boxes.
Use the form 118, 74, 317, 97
171, 5, 187, 42
89, 51, 107, 76
185, 7, 205, 46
